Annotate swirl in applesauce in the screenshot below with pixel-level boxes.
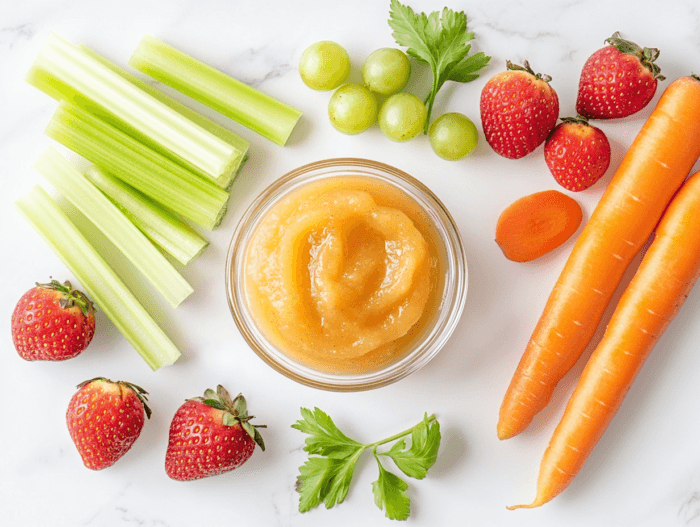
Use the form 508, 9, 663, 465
243, 176, 444, 374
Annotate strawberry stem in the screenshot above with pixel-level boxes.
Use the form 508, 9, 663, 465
605, 31, 665, 81
506, 60, 552, 83
36, 279, 95, 317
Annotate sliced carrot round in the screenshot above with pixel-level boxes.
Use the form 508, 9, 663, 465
495, 190, 582, 262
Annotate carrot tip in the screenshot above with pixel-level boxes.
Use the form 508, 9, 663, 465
506, 501, 541, 510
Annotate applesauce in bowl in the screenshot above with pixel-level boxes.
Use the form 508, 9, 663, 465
226, 159, 467, 391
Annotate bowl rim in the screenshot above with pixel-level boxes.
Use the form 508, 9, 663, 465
225, 157, 468, 391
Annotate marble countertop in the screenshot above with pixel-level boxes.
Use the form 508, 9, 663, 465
3, 0, 700, 525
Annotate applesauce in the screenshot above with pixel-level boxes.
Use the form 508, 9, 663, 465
243, 175, 445, 374
227, 159, 466, 390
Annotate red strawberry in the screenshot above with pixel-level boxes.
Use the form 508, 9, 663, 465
544, 116, 611, 192
480, 60, 559, 159
165, 385, 265, 481
66, 377, 151, 470
11, 279, 96, 361
576, 32, 664, 119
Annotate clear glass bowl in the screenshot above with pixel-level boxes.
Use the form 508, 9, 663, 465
225, 158, 467, 391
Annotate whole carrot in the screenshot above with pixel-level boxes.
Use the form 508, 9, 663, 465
498, 75, 700, 440
509, 169, 700, 508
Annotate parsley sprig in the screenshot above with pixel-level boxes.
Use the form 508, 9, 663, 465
293, 407, 441, 521
388, 0, 491, 132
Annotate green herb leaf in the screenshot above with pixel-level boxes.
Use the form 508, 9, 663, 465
297, 456, 355, 512
292, 407, 364, 459
383, 414, 441, 480
372, 456, 411, 521
388, 0, 490, 132
293, 408, 441, 520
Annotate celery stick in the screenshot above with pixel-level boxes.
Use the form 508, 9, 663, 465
26, 33, 240, 184
35, 147, 193, 308
85, 165, 208, 265
46, 100, 229, 230
79, 45, 249, 189
130, 35, 302, 146
15, 186, 181, 370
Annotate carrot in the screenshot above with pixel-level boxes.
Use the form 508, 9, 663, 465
495, 190, 582, 263
508, 169, 700, 509
498, 75, 700, 440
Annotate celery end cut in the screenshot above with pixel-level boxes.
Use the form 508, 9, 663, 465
85, 165, 208, 265
77, 44, 249, 189
45, 100, 229, 230
27, 33, 242, 183
14, 185, 181, 370
129, 34, 302, 146
34, 147, 193, 308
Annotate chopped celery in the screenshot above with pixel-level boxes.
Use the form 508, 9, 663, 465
85, 165, 208, 265
79, 44, 249, 189
46, 100, 229, 230
130, 35, 302, 146
26, 33, 240, 185
35, 147, 193, 308
14, 186, 181, 370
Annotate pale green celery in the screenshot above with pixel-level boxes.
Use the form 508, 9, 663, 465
46, 100, 229, 230
130, 34, 302, 146
14, 186, 181, 370
35, 147, 193, 308
85, 165, 208, 265
26, 33, 240, 184
78, 44, 248, 189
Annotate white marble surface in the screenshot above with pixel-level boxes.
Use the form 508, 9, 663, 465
3, 0, 700, 525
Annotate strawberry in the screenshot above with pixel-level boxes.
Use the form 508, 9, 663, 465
11, 279, 96, 361
165, 385, 266, 481
576, 32, 664, 119
480, 60, 559, 159
66, 377, 151, 470
544, 116, 611, 192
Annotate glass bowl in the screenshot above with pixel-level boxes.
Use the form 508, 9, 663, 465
225, 158, 467, 391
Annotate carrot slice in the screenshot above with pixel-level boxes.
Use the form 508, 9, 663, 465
509, 169, 700, 508
496, 190, 582, 262
498, 76, 700, 440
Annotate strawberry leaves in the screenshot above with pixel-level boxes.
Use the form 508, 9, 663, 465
293, 407, 442, 520
389, 0, 490, 132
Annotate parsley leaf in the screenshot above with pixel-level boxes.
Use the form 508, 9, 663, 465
293, 408, 442, 520
388, 0, 490, 132
383, 413, 440, 479
292, 407, 363, 459
372, 455, 411, 521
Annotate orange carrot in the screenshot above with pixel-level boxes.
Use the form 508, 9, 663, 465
498, 76, 700, 440
495, 190, 582, 263
509, 169, 700, 509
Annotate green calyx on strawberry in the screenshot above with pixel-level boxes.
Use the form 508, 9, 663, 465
67, 377, 151, 470
37, 279, 96, 317
193, 385, 266, 451
12, 278, 96, 361
544, 115, 611, 192
605, 32, 664, 81
576, 32, 664, 120
165, 385, 266, 481
480, 60, 559, 159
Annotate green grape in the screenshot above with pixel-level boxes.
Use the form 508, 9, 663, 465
362, 48, 411, 95
428, 113, 479, 160
378, 93, 427, 142
328, 84, 378, 135
299, 41, 351, 91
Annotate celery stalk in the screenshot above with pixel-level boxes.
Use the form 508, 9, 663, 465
79, 44, 249, 189
26, 33, 240, 184
15, 186, 181, 370
85, 165, 208, 265
130, 35, 302, 146
35, 147, 193, 308
46, 100, 229, 230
